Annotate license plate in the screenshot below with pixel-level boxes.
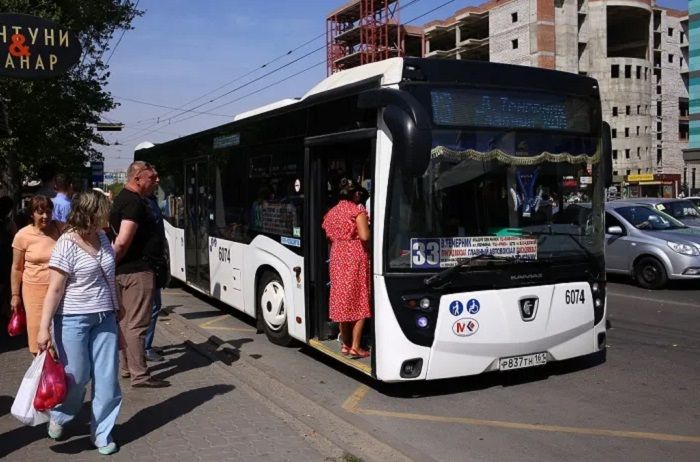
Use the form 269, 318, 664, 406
499, 352, 547, 371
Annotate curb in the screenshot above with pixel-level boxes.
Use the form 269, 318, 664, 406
159, 306, 418, 462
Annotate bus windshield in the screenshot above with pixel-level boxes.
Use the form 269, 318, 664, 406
386, 126, 604, 270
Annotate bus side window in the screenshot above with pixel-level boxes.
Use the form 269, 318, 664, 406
216, 151, 249, 243
247, 146, 304, 250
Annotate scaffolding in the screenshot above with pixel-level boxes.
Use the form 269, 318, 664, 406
326, 0, 403, 75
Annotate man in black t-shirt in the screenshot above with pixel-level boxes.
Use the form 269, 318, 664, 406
110, 161, 169, 388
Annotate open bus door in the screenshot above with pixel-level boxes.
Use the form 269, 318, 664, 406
184, 157, 211, 292
305, 129, 375, 373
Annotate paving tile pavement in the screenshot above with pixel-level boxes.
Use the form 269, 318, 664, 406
0, 322, 334, 461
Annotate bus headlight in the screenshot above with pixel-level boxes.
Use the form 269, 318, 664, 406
402, 294, 435, 312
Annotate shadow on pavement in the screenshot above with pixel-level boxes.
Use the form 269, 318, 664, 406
0, 395, 94, 458
0, 395, 14, 417
48, 384, 235, 454
0, 330, 29, 354
0, 420, 46, 458
176, 309, 224, 320
148, 338, 253, 381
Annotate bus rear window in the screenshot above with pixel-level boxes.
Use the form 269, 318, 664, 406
430, 88, 592, 134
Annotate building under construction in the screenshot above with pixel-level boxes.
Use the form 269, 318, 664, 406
325, 0, 691, 189
326, 0, 423, 75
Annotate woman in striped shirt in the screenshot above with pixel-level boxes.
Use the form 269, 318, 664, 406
37, 190, 122, 456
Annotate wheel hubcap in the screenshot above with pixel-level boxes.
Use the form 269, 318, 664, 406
642, 265, 658, 283
260, 281, 285, 331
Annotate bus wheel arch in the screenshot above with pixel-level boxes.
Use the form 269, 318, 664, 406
255, 267, 293, 346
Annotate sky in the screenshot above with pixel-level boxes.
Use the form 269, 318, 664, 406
100, 0, 689, 172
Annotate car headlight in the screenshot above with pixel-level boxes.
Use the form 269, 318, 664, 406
667, 241, 700, 256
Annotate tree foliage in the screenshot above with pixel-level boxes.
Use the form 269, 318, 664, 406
0, 0, 142, 198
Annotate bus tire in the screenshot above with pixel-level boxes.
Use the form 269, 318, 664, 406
257, 271, 293, 346
634, 256, 667, 290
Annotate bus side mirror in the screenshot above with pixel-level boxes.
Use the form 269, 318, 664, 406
602, 121, 613, 188
358, 88, 431, 174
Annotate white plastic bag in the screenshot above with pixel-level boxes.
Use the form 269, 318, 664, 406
11, 351, 50, 426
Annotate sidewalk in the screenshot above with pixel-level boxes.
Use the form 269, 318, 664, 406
0, 315, 342, 461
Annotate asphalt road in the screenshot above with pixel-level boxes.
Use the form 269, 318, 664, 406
162, 276, 699, 462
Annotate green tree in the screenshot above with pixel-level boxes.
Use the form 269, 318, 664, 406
106, 181, 123, 197
0, 0, 142, 202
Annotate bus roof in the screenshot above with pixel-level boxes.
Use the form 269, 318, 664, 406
137, 58, 600, 152
233, 57, 405, 123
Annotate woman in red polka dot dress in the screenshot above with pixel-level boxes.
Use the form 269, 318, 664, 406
322, 179, 371, 359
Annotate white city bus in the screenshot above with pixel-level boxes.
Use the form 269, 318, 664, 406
137, 57, 611, 381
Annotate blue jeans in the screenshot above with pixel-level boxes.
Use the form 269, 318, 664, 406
51, 311, 122, 447
145, 288, 161, 351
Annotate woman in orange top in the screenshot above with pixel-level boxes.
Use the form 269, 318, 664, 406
11, 195, 61, 353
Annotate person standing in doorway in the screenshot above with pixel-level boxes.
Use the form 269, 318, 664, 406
110, 161, 169, 388
322, 179, 372, 359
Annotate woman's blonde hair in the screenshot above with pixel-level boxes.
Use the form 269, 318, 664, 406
66, 190, 111, 234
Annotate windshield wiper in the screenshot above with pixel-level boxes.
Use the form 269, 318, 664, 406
423, 253, 533, 287
526, 230, 599, 265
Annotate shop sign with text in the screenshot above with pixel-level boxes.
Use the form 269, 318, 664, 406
0, 13, 81, 79
627, 173, 654, 182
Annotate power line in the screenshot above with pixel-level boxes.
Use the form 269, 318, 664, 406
117, 0, 432, 142
119, 0, 426, 131
167, 60, 327, 127
114, 96, 233, 118
120, 43, 327, 141
404, 0, 457, 24
127, 31, 327, 126
105, 0, 140, 65
118, 59, 326, 144
136, 31, 328, 124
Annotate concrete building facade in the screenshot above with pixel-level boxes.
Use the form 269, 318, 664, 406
421, 0, 689, 183
683, 0, 700, 192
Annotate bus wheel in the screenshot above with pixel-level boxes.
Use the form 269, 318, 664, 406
634, 256, 667, 290
257, 272, 292, 346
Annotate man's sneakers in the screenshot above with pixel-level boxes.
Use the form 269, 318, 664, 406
145, 349, 164, 362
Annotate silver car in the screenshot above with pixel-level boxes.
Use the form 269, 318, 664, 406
605, 201, 700, 289
630, 197, 700, 228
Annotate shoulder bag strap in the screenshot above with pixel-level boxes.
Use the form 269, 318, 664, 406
67, 234, 118, 312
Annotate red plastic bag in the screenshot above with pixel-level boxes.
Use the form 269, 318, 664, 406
33, 351, 67, 412
7, 307, 26, 337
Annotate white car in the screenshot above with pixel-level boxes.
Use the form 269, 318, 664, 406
686, 196, 700, 209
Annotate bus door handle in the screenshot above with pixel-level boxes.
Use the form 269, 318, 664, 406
293, 266, 302, 283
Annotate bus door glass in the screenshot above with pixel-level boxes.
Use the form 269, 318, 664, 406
307, 138, 374, 342
184, 158, 211, 292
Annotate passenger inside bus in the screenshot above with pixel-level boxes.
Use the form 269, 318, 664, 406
322, 179, 372, 359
